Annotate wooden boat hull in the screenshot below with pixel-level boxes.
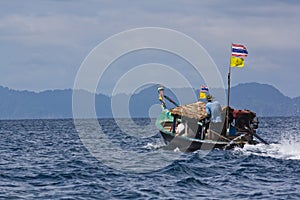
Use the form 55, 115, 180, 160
156, 110, 253, 152
159, 130, 245, 152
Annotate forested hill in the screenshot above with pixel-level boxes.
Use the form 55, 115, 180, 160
0, 83, 298, 119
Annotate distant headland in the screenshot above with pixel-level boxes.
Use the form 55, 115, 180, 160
0, 82, 299, 119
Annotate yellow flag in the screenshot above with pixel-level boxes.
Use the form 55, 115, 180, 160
199, 92, 206, 99
230, 56, 244, 67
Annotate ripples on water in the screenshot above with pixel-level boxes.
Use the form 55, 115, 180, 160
0, 117, 299, 199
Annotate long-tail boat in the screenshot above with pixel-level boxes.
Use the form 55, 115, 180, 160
156, 101, 266, 152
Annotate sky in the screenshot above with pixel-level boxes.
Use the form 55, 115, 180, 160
0, 0, 299, 97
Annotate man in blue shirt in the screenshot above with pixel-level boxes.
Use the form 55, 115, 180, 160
205, 95, 223, 139
206, 95, 222, 123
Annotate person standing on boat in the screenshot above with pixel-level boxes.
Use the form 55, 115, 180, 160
206, 95, 222, 122
205, 94, 223, 138
157, 85, 167, 110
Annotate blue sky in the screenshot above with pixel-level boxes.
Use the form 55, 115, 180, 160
0, 0, 299, 97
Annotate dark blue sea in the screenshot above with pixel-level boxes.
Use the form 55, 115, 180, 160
1, 117, 299, 199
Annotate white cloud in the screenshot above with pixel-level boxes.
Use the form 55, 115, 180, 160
0, 0, 299, 97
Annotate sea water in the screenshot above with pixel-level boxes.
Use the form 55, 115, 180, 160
0, 117, 299, 199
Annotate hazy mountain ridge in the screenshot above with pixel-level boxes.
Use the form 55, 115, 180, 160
0, 83, 299, 119
0, 87, 112, 119
129, 82, 299, 117
230, 83, 299, 117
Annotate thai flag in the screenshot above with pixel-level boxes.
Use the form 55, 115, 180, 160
232, 43, 248, 58
200, 85, 209, 93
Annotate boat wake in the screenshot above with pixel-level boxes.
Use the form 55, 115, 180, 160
144, 141, 166, 150
235, 133, 300, 160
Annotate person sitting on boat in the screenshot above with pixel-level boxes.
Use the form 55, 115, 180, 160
205, 94, 223, 138
157, 85, 167, 109
175, 123, 185, 135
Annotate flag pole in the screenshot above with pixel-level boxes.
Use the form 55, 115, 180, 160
226, 43, 232, 134
227, 57, 231, 109
226, 43, 248, 134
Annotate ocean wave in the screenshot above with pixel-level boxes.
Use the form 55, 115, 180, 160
235, 133, 300, 160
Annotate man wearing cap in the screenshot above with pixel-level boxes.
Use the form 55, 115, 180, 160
205, 94, 223, 138
206, 95, 222, 123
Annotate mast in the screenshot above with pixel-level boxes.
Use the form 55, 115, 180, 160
227, 65, 231, 109
226, 42, 248, 134
226, 44, 232, 134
